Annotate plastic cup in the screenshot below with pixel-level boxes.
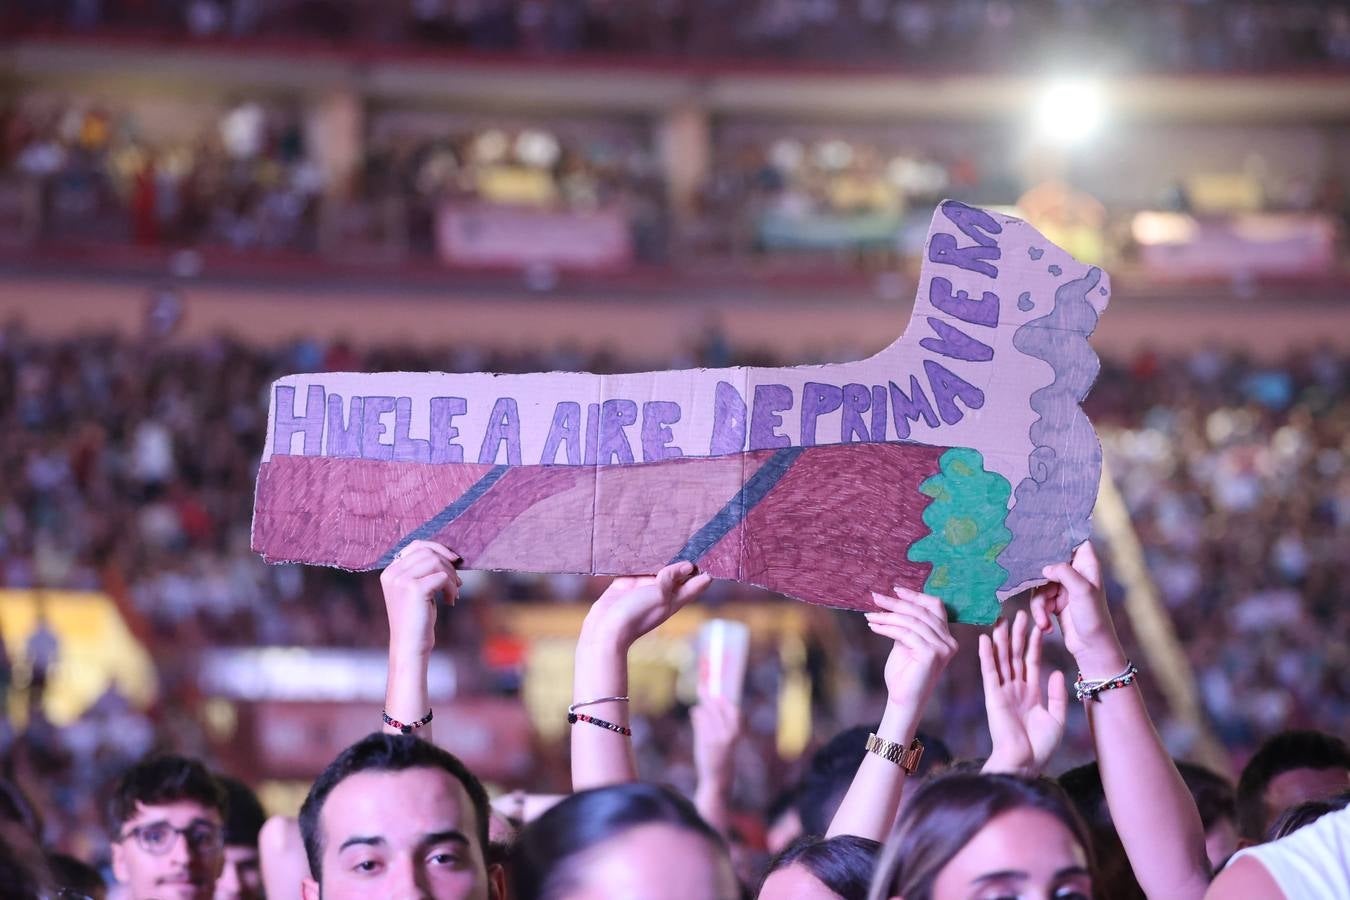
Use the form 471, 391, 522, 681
697, 619, 749, 707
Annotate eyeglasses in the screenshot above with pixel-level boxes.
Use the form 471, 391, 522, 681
119, 820, 224, 856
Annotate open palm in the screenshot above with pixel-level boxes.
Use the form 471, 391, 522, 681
980, 610, 1068, 775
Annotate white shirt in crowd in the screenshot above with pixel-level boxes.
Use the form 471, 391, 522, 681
1231, 806, 1350, 900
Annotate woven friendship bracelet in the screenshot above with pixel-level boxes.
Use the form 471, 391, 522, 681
1073, 661, 1139, 703
567, 711, 633, 736
383, 708, 434, 734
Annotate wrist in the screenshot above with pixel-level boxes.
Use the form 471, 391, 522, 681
1072, 643, 1128, 680
578, 621, 631, 656
876, 697, 922, 744
388, 642, 433, 668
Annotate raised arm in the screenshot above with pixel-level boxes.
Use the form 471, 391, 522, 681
571, 561, 712, 791
692, 692, 742, 837
379, 540, 462, 744
824, 587, 956, 841
980, 610, 1068, 776
1034, 542, 1211, 900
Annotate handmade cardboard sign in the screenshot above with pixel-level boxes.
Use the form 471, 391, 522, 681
252, 201, 1109, 624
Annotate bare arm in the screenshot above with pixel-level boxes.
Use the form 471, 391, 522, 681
380, 540, 462, 744
1205, 857, 1284, 900
692, 693, 741, 836
260, 816, 309, 900
1035, 542, 1211, 900
571, 562, 712, 791
824, 588, 956, 841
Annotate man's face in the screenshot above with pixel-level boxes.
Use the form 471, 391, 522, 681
111, 800, 225, 900
214, 845, 263, 900
303, 767, 493, 900
1264, 766, 1350, 832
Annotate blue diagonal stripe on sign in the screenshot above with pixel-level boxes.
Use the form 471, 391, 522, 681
670, 446, 805, 566
376, 465, 511, 568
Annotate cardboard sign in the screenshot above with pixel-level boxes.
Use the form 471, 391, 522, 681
252, 201, 1109, 624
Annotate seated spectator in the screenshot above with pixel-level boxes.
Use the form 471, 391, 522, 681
867, 772, 1093, 900
216, 775, 266, 900
759, 834, 880, 900
1235, 730, 1350, 845
508, 781, 739, 900
297, 732, 503, 900
107, 755, 228, 900
1177, 761, 1240, 870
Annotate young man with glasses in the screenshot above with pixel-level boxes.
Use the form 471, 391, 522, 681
108, 755, 228, 900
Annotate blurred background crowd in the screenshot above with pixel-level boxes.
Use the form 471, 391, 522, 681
0, 0, 1347, 881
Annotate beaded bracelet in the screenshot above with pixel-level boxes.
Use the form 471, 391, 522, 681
567, 711, 633, 736
384, 708, 434, 734
1073, 661, 1139, 703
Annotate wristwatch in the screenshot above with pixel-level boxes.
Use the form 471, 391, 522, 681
866, 732, 925, 775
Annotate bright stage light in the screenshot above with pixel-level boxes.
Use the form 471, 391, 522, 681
1031, 78, 1107, 148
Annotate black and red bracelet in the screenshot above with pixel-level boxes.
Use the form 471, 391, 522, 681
384, 708, 434, 734
567, 711, 632, 736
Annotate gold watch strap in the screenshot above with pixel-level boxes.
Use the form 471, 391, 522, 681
866, 733, 925, 775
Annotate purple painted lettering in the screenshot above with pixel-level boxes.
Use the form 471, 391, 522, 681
641, 401, 683, 461
360, 395, 396, 461
326, 393, 362, 457
749, 384, 792, 450
888, 377, 940, 439
541, 401, 582, 465
924, 359, 986, 425
841, 383, 871, 442
800, 382, 843, 447
929, 276, 999, 327
584, 403, 600, 466
940, 199, 1002, 248
710, 381, 747, 456
272, 384, 325, 456
928, 233, 1000, 279
478, 397, 522, 465
392, 397, 431, 463
920, 317, 994, 363
598, 399, 638, 464
429, 397, 466, 464
870, 385, 888, 442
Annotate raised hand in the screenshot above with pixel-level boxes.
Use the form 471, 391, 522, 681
1031, 541, 1126, 677
379, 540, 462, 659
581, 561, 713, 651
865, 586, 959, 713
691, 691, 742, 835
980, 610, 1068, 775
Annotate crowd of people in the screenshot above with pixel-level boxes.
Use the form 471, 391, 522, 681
4, 530, 1350, 899
10, 0, 1350, 71
0, 316, 1347, 895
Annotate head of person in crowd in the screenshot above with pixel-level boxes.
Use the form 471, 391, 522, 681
870, 772, 1093, 900
797, 727, 952, 837
1235, 729, 1350, 844
107, 755, 229, 900
299, 732, 503, 900
48, 851, 108, 900
760, 834, 880, 900
215, 775, 266, 900
1057, 762, 1143, 900
1175, 760, 1238, 870
1266, 788, 1350, 842
509, 781, 740, 900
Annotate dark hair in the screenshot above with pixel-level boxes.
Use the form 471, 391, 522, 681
797, 727, 951, 836
1266, 789, 1350, 842
1176, 761, 1236, 833
509, 782, 729, 900
47, 852, 105, 895
1236, 730, 1350, 841
217, 775, 267, 847
870, 772, 1094, 900
1057, 762, 1143, 900
0, 779, 43, 840
106, 756, 227, 838
762, 834, 880, 900
298, 733, 489, 883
